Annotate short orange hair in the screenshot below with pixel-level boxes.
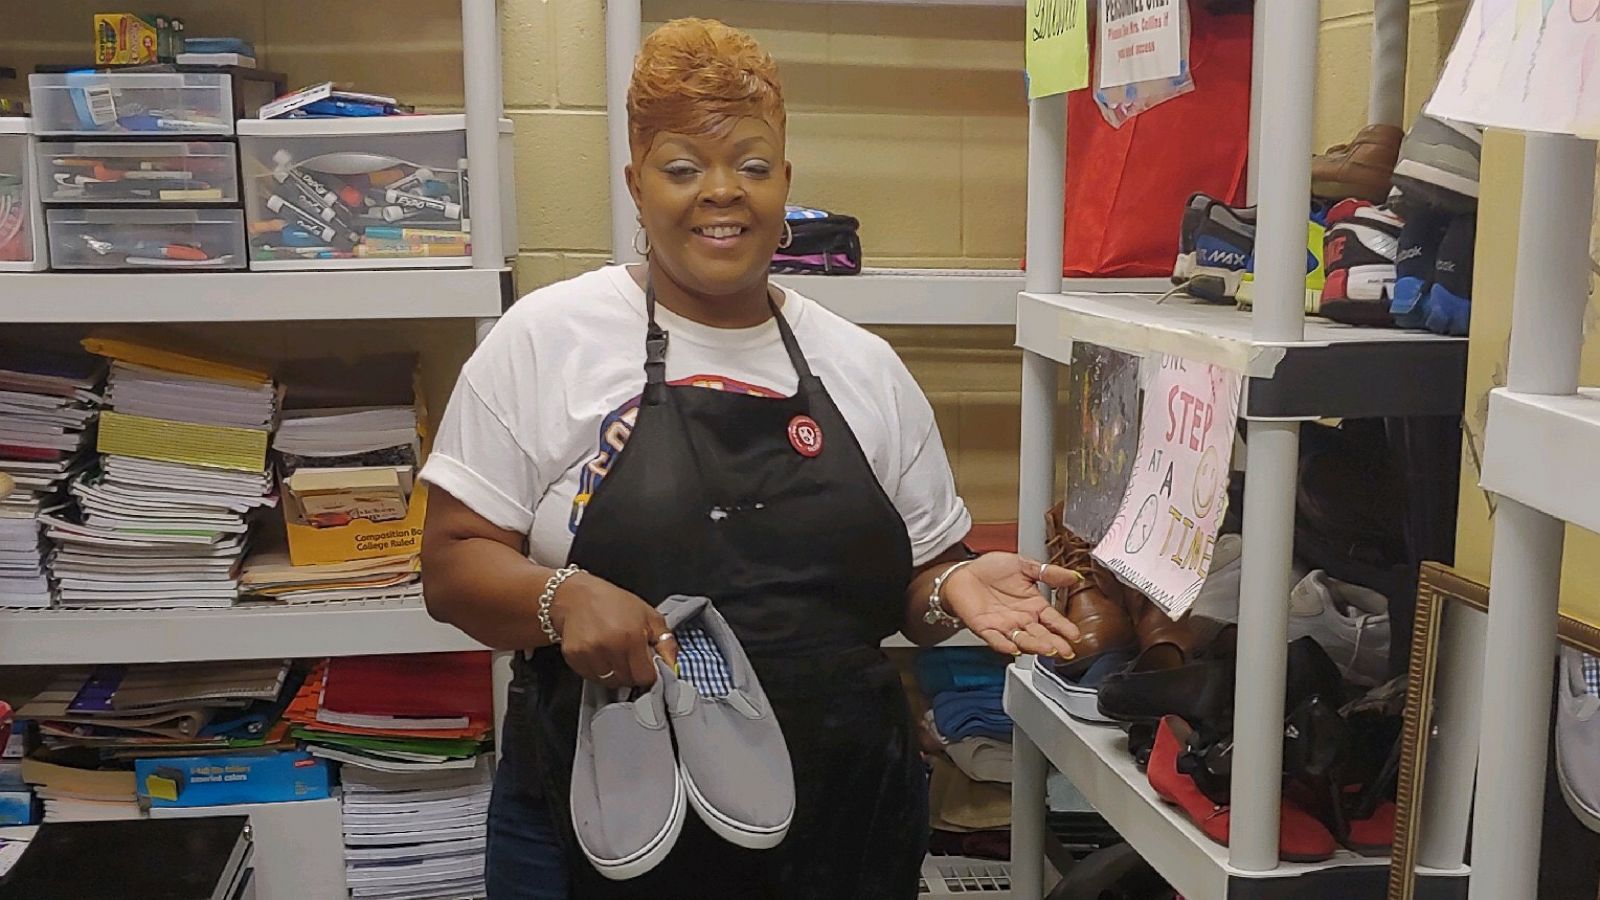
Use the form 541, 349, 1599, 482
628, 18, 786, 159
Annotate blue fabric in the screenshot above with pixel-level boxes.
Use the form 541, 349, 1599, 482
1075, 648, 1139, 689
915, 647, 1008, 697
486, 788, 568, 900
1422, 283, 1471, 336
930, 687, 1011, 741
676, 624, 733, 699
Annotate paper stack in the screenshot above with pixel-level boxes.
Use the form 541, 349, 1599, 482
44, 339, 279, 609
286, 654, 492, 772
275, 406, 419, 475
282, 653, 493, 900
0, 350, 104, 608
240, 551, 421, 604
16, 661, 297, 763
341, 758, 492, 900
17, 757, 140, 823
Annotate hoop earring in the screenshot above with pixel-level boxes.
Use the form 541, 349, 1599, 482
778, 220, 793, 250
632, 227, 651, 257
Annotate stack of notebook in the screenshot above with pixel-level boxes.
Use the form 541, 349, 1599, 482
340, 757, 492, 900
239, 551, 422, 604
42, 338, 279, 609
16, 757, 140, 823
285, 654, 492, 772
16, 661, 297, 767
0, 350, 104, 609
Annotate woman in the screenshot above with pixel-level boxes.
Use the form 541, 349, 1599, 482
420, 18, 1081, 899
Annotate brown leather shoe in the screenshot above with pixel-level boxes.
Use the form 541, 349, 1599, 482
1123, 590, 1210, 658
1311, 124, 1403, 203
1044, 505, 1137, 673
1059, 569, 1137, 661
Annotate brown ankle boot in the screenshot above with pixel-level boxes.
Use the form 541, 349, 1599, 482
1123, 590, 1209, 657
1311, 124, 1403, 203
1059, 570, 1137, 662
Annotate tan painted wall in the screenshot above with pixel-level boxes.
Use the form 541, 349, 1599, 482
3, 1, 1467, 524
1451, 131, 1600, 627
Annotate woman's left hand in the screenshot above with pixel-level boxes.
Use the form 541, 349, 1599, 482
940, 553, 1083, 658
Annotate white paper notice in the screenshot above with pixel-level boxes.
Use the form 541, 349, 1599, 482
1428, 0, 1600, 138
1093, 354, 1240, 619
1098, 0, 1183, 90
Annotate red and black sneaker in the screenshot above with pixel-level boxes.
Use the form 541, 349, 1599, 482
1319, 206, 1403, 327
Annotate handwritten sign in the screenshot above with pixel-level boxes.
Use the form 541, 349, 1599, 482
1428, 0, 1600, 138
1093, 354, 1240, 618
1098, 0, 1182, 90
1027, 0, 1090, 99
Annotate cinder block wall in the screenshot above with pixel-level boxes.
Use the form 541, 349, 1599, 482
2, 0, 1466, 522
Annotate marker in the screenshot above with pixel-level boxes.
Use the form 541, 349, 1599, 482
266, 193, 337, 243
384, 190, 461, 219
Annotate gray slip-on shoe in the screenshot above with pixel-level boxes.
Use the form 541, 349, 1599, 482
1556, 645, 1600, 833
657, 595, 794, 850
571, 654, 686, 880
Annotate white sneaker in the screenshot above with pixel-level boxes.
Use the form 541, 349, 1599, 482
1287, 571, 1390, 687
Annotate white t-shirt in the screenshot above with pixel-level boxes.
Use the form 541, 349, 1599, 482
420, 265, 972, 569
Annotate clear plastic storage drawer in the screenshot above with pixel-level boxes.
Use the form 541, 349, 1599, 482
46, 208, 246, 270
237, 115, 514, 270
30, 72, 235, 136
37, 141, 240, 204
0, 119, 46, 271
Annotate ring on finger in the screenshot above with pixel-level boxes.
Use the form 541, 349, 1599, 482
1009, 628, 1025, 644
653, 631, 675, 644
597, 669, 616, 681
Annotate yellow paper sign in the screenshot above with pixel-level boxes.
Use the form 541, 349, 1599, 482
1026, 0, 1090, 99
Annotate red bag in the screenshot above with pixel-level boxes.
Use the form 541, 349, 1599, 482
1062, 5, 1252, 278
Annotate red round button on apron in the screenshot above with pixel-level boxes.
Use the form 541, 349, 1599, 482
788, 415, 823, 457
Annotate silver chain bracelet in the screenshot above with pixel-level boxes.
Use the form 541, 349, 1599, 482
924, 559, 975, 629
538, 565, 582, 644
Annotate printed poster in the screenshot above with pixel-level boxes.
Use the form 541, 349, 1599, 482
1428, 0, 1600, 138
1027, 0, 1090, 99
1093, 354, 1240, 618
1098, 0, 1183, 89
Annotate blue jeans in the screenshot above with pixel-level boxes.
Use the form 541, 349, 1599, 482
485, 774, 567, 900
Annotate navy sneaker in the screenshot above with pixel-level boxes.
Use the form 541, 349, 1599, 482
1179, 201, 1256, 303
1174, 193, 1224, 282
1389, 206, 1450, 329
1423, 214, 1475, 336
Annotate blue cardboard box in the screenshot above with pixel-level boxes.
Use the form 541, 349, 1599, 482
135, 750, 331, 808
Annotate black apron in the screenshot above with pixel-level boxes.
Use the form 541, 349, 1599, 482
499, 283, 927, 899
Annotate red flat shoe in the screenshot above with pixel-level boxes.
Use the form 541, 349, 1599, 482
1148, 716, 1337, 862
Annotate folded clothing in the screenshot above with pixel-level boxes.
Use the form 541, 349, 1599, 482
928, 756, 1012, 832
770, 206, 861, 275
945, 736, 1012, 784
931, 687, 1011, 742
916, 647, 1008, 697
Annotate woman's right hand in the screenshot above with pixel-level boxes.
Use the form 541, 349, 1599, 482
549, 573, 678, 687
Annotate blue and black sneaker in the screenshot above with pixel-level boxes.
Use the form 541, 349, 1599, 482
1422, 213, 1474, 336
1173, 196, 1256, 304
1389, 205, 1450, 329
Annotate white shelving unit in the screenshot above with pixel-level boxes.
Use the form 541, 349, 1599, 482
1, 1, 509, 673
0, 597, 482, 666
0, 269, 507, 322
1007, 4, 1470, 900
1469, 135, 1599, 899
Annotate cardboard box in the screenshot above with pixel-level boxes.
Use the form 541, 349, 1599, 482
283, 481, 427, 567
136, 750, 331, 808
93, 14, 162, 66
